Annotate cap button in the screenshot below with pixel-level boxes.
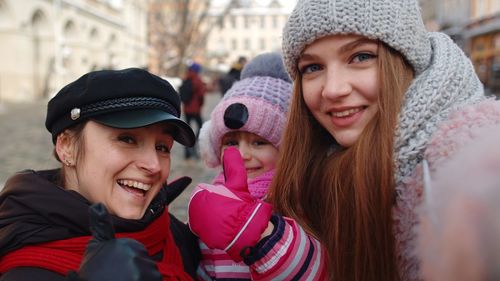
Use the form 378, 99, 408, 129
71, 108, 81, 120
224, 103, 249, 129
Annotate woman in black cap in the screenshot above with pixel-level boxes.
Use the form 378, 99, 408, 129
0, 68, 199, 281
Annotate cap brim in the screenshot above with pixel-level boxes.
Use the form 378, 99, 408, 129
92, 109, 196, 147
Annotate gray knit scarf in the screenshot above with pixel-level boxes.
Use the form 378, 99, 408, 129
394, 32, 486, 185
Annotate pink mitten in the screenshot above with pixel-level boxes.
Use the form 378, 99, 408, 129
188, 147, 273, 261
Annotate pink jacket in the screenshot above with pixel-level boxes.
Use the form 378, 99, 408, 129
394, 99, 500, 280
197, 172, 327, 280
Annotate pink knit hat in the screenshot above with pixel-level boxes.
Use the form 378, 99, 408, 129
199, 52, 293, 167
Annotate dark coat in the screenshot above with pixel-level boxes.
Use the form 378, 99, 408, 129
218, 68, 241, 96
182, 71, 206, 115
0, 169, 200, 281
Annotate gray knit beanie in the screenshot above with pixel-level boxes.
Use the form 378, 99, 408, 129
282, 0, 432, 79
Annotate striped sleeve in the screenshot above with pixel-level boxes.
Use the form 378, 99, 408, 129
197, 241, 252, 280
243, 215, 327, 280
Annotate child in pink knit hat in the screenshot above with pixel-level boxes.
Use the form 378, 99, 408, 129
198, 52, 294, 199
189, 53, 327, 280
199, 52, 292, 171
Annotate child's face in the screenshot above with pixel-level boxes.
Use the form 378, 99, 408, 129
220, 131, 279, 179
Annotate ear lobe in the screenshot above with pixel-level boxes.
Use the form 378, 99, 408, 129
55, 131, 75, 164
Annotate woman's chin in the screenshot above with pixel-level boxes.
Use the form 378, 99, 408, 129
110, 205, 147, 220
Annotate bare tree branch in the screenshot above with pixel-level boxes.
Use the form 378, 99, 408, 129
148, 0, 234, 77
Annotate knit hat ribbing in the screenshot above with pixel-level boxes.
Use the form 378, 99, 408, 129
282, 0, 432, 79
199, 52, 293, 167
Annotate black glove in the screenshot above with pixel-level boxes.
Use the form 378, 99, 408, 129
165, 176, 192, 205
70, 203, 162, 281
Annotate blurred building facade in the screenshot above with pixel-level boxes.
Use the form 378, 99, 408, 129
0, 0, 148, 102
466, 0, 500, 92
204, 0, 293, 72
421, 0, 499, 93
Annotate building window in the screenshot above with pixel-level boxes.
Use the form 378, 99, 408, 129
108, 33, 117, 46
260, 16, 265, 28
244, 15, 250, 29
218, 16, 224, 29
244, 38, 251, 50
89, 27, 99, 41
63, 20, 77, 40
476, 0, 487, 18
230, 16, 236, 29
272, 15, 278, 28
494, 34, 500, 48
260, 38, 266, 50
232, 38, 237, 50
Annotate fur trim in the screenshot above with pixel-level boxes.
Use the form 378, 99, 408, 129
199, 120, 219, 168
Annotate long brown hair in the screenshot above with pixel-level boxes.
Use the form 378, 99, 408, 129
269, 43, 414, 280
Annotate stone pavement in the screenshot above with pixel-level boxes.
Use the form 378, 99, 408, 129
0, 92, 222, 222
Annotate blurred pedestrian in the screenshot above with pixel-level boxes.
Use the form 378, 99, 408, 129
0, 68, 199, 280
218, 56, 247, 96
182, 62, 206, 160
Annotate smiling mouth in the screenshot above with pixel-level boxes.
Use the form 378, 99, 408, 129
117, 179, 152, 197
246, 167, 260, 173
330, 106, 366, 118
331, 107, 364, 117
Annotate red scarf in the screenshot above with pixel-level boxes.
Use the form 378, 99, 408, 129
0, 210, 192, 280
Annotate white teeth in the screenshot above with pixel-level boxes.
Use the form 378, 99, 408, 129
332, 107, 362, 117
118, 179, 152, 191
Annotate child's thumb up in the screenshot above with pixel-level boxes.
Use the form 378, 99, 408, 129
222, 147, 250, 197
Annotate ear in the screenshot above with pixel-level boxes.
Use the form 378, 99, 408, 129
55, 130, 75, 166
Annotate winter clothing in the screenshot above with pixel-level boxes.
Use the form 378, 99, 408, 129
218, 68, 241, 96
45, 68, 195, 147
192, 53, 325, 280
189, 148, 274, 262
390, 33, 487, 280
182, 70, 206, 116
393, 33, 485, 185
418, 123, 500, 280
199, 52, 293, 168
394, 99, 500, 280
195, 168, 326, 281
188, 63, 202, 74
282, 0, 432, 78
0, 169, 200, 281
182, 67, 206, 160
280, 0, 490, 278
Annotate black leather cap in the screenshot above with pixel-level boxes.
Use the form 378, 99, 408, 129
45, 68, 195, 147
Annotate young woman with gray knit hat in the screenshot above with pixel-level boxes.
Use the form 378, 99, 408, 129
0, 68, 198, 280
262, 0, 500, 280
187, 52, 327, 280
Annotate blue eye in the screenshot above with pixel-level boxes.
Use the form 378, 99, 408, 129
352, 53, 376, 63
300, 63, 322, 74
